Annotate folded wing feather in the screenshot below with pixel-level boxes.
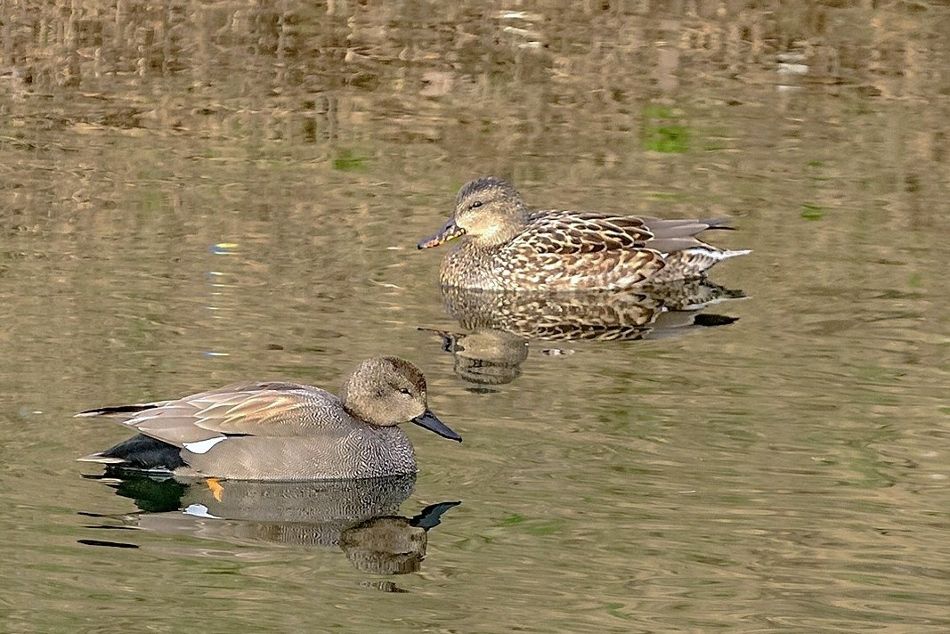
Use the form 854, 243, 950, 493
105, 382, 330, 448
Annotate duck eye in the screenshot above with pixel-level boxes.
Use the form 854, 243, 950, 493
469, 200, 483, 210
398, 387, 412, 396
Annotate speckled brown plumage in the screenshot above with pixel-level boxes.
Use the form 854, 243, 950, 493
440, 280, 744, 343
418, 177, 750, 291
428, 282, 744, 386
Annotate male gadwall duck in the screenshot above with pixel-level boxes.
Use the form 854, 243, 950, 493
77, 357, 461, 481
418, 177, 750, 290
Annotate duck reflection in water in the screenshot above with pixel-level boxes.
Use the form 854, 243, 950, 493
78, 472, 460, 579
425, 279, 745, 388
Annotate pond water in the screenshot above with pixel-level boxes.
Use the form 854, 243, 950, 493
1, 1, 948, 631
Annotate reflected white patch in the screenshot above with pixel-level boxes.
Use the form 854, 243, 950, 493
684, 247, 752, 261
718, 248, 752, 260
183, 436, 227, 454
183, 504, 219, 519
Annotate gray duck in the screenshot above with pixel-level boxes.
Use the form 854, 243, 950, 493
77, 357, 461, 481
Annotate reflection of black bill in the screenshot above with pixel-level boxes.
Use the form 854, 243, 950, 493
412, 410, 462, 442
410, 501, 462, 530
417, 218, 466, 249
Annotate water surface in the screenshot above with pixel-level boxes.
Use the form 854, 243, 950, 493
1, 2, 948, 632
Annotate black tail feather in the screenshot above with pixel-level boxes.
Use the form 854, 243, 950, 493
75, 403, 161, 418
89, 434, 185, 472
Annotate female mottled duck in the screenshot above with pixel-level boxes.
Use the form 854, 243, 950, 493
418, 177, 750, 291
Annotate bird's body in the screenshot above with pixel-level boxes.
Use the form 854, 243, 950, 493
77, 358, 461, 481
419, 178, 749, 291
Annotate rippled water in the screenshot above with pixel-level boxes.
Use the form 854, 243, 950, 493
1, 1, 948, 631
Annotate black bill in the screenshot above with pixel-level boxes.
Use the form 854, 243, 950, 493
411, 409, 462, 442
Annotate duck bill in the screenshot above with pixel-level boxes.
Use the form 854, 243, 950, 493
417, 218, 466, 249
412, 410, 462, 442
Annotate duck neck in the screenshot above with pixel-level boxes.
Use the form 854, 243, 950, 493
471, 208, 528, 248
339, 380, 371, 423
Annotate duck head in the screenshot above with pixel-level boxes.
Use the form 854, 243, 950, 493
340, 357, 461, 441
418, 177, 528, 249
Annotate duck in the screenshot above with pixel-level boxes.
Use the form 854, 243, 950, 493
417, 177, 750, 291
76, 357, 461, 481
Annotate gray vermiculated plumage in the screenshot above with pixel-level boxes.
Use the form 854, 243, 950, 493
77, 357, 460, 481
180, 387, 419, 480
100, 474, 420, 553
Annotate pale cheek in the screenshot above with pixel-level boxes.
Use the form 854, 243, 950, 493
464, 218, 498, 239
458, 212, 490, 234
481, 225, 500, 240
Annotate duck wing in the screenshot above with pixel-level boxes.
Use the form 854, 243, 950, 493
639, 217, 734, 254
78, 382, 336, 451
524, 210, 654, 253
508, 210, 664, 288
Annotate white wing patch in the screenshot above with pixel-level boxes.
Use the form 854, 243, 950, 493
183, 436, 228, 454
183, 504, 220, 519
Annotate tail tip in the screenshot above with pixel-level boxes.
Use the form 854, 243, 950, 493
77, 452, 128, 465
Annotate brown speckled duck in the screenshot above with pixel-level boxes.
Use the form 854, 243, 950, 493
418, 177, 750, 291
77, 357, 461, 481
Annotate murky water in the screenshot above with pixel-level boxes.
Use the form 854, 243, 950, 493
2, 1, 948, 631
